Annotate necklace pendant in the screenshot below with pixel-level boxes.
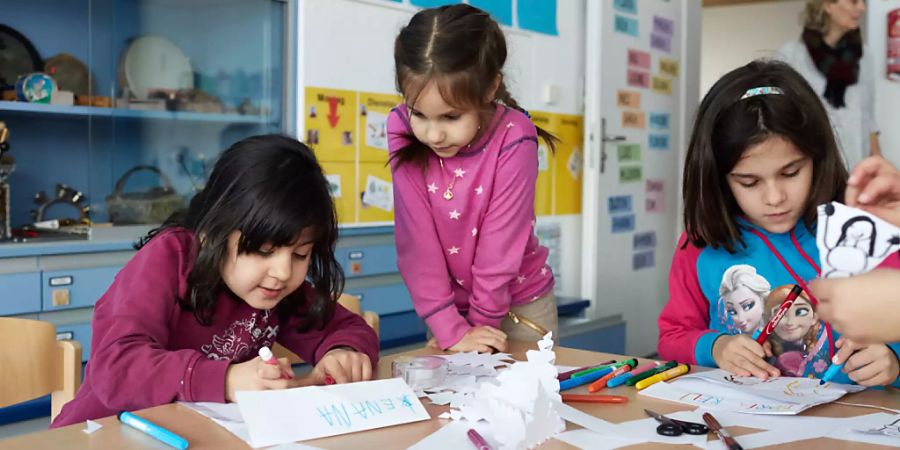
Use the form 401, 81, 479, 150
443, 189, 453, 201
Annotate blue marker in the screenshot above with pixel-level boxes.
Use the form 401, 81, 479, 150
118, 411, 189, 449
819, 359, 845, 385
560, 366, 613, 391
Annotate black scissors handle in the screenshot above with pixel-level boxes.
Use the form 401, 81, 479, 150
656, 423, 683, 436
671, 418, 709, 435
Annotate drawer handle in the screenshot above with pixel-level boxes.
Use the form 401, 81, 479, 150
349, 251, 364, 260
56, 331, 74, 341
49, 276, 74, 286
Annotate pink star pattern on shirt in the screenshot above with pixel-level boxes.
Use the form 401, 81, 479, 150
541, 266, 548, 276
516, 275, 526, 284
506, 121, 515, 128
456, 279, 464, 286
475, 185, 483, 195
449, 210, 461, 220
454, 168, 466, 178
471, 227, 478, 237
448, 246, 460, 255
427, 182, 438, 193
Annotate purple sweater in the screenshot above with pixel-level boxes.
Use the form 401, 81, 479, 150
51, 229, 379, 427
388, 103, 555, 349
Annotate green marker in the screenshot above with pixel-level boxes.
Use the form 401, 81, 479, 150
626, 360, 677, 386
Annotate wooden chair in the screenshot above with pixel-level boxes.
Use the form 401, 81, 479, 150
0, 317, 82, 421
273, 293, 379, 364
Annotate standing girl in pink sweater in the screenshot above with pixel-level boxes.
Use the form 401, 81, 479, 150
52, 135, 378, 427
388, 4, 558, 353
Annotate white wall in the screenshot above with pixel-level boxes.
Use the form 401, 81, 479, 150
297, 0, 586, 297
701, 0, 806, 97
868, 0, 900, 165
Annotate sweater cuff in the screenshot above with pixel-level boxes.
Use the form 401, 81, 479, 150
695, 331, 726, 368
467, 305, 506, 330
183, 354, 230, 402
425, 306, 471, 350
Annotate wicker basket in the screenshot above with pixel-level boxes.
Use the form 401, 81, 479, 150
106, 165, 183, 224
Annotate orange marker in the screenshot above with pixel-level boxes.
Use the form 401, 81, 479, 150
588, 364, 633, 392
561, 394, 628, 404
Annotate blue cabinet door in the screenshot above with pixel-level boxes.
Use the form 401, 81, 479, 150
41, 266, 119, 311
0, 272, 42, 315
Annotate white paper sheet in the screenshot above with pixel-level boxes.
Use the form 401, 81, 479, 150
408, 420, 498, 450
180, 401, 252, 444
82, 419, 102, 435
817, 202, 900, 278
640, 369, 865, 414
235, 378, 430, 448
365, 111, 388, 150
554, 429, 643, 449
361, 175, 393, 212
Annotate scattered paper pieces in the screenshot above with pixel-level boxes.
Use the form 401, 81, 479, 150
82, 419, 102, 434
555, 429, 643, 450
408, 420, 498, 449
180, 401, 252, 444
817, 201, 900, 278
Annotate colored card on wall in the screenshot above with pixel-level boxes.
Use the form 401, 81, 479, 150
653, 15, 674, 36
613, 0, 637, 15
633, 231, 657, 250
646, 196, 666, 213
469, 0, 513, 26
651, 76, 673, 95
633, 250, 655, 270
646, 178, 664, 193
612, 214, 636, 233
608, 195, 633, 214
553, 114, 583, 215
410, 0, 460, 6
617, 143, 641, 162
649, 112, 669, 129
627, 69, 650, 88
622, 111, 646, 129
306, 87, 357, 162
358, 162, 395, 223
617, 90, 642, 109
650, 33, 672, 53
518, 0, 559, 36
614, 15, 639, 37
628, 49, 651, 70
619, 165, 643, 183
659, 57, 680, 78
320, 161, 356, 223
531, 111, 558, 216
648, 134, 669, 150
359, 92, 401, 162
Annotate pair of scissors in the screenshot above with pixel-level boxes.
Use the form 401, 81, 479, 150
644, 409, 709, 437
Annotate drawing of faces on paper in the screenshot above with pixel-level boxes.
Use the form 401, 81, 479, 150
764, 285, 827, 377
717, 265, 770, 334
817, 202, 900, 278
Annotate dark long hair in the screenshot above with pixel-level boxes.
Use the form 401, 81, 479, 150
682, 60, 847, 253
137, 135, 343, 331
391, 3, 557, 167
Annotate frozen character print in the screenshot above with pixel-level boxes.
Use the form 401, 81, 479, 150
718, 265, 771, 334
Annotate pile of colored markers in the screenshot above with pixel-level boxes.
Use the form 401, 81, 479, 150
557, 358, 690, 404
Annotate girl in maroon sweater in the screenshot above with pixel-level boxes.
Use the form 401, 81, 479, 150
53, 135, 379, 427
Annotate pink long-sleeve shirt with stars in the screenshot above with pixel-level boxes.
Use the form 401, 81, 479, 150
388, 103, 555, 349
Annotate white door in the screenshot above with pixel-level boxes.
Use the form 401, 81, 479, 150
581, 0, 701, 356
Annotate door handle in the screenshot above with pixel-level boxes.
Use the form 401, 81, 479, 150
600, 118, 625, 173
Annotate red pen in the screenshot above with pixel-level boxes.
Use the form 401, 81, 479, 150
557, 360, 615, 382
467, 428, 493, 450
754, 285, 803, 345
324, 374, 336, 385
561, 394, 629, 404
258, 346, 293, 380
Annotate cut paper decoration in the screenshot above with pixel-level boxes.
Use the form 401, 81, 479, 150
614, 15, 639, 37
639, 368, 866, 415
627, 49, 651, 70
617, 90, 642, 109
235, 378, 430, 448
627, 69, 651, 88
82, 419, 102, 434
816, 201, 900, 278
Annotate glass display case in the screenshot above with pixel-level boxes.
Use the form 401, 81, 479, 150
0, 0, 292, 239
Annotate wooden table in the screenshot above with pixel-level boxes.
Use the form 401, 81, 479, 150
2, 342, 898, 449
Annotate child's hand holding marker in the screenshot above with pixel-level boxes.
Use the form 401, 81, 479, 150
313, 347, 373, 384
224, 347, 303, 402
712, 334, 780, 380
826, 337, 900, 387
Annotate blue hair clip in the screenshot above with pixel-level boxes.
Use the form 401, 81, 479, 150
740, 86, 784, 100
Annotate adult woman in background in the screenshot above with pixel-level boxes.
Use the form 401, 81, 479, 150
778, 0, 880, 170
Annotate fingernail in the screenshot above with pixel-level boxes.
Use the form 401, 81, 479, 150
325, 375, 336, 385
848, 175, 858, 184
859, 193, 871, 203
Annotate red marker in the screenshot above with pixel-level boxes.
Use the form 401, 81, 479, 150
324, 374, 336, 385
754, 285, 803, 345
258, 346, 293, 380
557, 360, 616, 382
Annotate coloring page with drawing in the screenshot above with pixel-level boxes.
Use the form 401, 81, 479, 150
640, 368, 865, 415
817, 202, 900, 278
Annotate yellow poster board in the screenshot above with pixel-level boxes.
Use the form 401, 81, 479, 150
530, 111, 557, 217
554, 114, 583, 215
319, 160, 356, 223
357, 162, 395, 223
305, 87, 357, 162
359, 92, 401, 163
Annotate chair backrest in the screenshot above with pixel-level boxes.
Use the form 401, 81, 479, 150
0, 317, 82, 421
272, 293, 379, 364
